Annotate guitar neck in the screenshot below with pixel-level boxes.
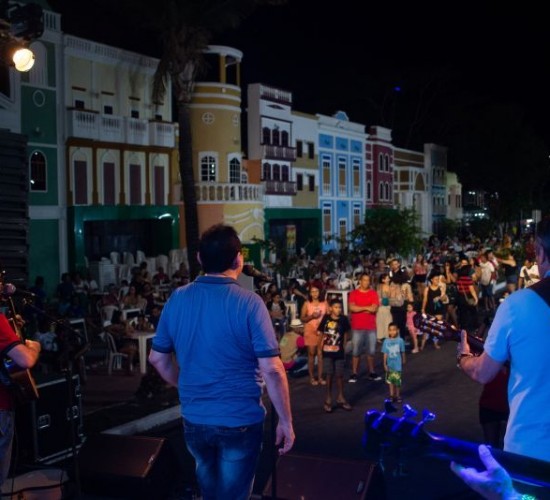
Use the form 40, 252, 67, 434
413, 313, 485, 355
364, 411, 550, 490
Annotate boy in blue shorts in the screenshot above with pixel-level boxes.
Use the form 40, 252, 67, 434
318, 299, 352, 412
382, 322, 406, 403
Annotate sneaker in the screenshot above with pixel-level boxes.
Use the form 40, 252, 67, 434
368, 372, 382, 381
348, 374, 358, 383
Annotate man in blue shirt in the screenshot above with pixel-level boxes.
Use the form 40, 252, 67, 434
149, 224, 294, 500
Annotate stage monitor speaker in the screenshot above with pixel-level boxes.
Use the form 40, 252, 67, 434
262, 453, 385, 500
78, 434, 177, 499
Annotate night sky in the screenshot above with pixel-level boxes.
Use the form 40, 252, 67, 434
47, 0, 549, 174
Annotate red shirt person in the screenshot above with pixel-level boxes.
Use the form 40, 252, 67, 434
348, 273, 381, 382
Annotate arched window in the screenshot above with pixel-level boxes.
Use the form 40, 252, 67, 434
281, 165, 289, 182
29, 151, 46, 191
378, 153, 384, 172
384, 154, 390, 171
281, 131, 289, 147
229, 157, 241, 183
200, 155, 216, 182
262, 163, 271, 181
385, 182, 390, 200
262, 127, 271, 145
273, 163, 281, 181
379, 182, 384, 200
272, 129, 280, 146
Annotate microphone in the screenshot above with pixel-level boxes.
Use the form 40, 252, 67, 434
242, 264, 272, 282
1, 283, 36, 299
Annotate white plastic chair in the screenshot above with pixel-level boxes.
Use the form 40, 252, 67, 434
105, 332, 129, 375
136, 250, 146, 265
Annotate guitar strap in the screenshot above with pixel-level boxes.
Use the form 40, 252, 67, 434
529, 277, 550, 309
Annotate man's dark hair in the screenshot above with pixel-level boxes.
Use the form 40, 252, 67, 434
198, 224, 242, 273
329, 298, 342, 307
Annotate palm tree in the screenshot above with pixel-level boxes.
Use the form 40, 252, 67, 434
126, 0, 286, 279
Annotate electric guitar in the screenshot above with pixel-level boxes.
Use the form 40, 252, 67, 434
0, 296, 39, 403
413, 312, 485, 354
363, 403, 550, 491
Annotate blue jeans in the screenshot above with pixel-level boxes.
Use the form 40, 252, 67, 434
0, 410, 14, 488
183, 418, 263, 500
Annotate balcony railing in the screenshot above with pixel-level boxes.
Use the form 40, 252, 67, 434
67, 109, 176, 147
196, 182, 264, 203
261, 145, 297, 161
263, 180, 297, 196
150, 121, 176, 148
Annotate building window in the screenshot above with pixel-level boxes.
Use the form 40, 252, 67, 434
29, 151, 46, 191
323, 204, 332, 236
367, 181, 371, 200
103, 162, 115, 204
104, 105, 113, 115
74, 99, 85, 109
273, 164, 281, 181
339, 219, 347, 247
200, 155, 216, 182
281, 131, 289, 147
384, 154, 390, 171
308, 142, 314, 159
262, 127, 270, 145
74, 160, 88, 205
129, 164, 142, 204
262, 162, 271, 181
352, 158, 360, 196
379, 182, 384, 200
322, 156, 331, 195
296, 173, 303, 191
338, 157, 346, 195
296, 141, 303, 157
378, 153, 383, 172
308, 175, 315, 192
153, 165, 166, 205
229, 158, 241, 183
130, 110, 139, 119
272, 129, 280, 146
281, 165, 289, 182
385, 182, 390, 200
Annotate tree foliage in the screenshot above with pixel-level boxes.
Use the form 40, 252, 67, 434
350, 207, 422, 257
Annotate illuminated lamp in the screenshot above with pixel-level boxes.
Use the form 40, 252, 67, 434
12, 47, 35, 72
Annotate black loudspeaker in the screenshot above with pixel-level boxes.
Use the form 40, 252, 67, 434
78, 434, 177, 499
262, 453, 386, 500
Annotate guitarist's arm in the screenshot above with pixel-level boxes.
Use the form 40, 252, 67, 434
458, 331, 502, 385
7, 339, 41, 369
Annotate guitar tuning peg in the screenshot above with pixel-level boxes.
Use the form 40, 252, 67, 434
421, 409, 436, 423
402, 404, 417, 419
411, 409, 436, 438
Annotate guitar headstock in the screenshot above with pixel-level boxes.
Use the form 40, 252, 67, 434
412, 313, 460, 342
363, 401, 435, 453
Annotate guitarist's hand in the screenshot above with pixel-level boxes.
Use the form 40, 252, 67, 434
450, 444, 520, 500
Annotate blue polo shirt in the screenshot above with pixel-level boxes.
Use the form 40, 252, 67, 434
152, 276, 279, 427
484, 273, 550, 461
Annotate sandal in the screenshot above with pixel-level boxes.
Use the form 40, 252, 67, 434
310, 378, 319, 386
336, 400, 352, 411
324, 402, 333, 413
319, 378, 327, 385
